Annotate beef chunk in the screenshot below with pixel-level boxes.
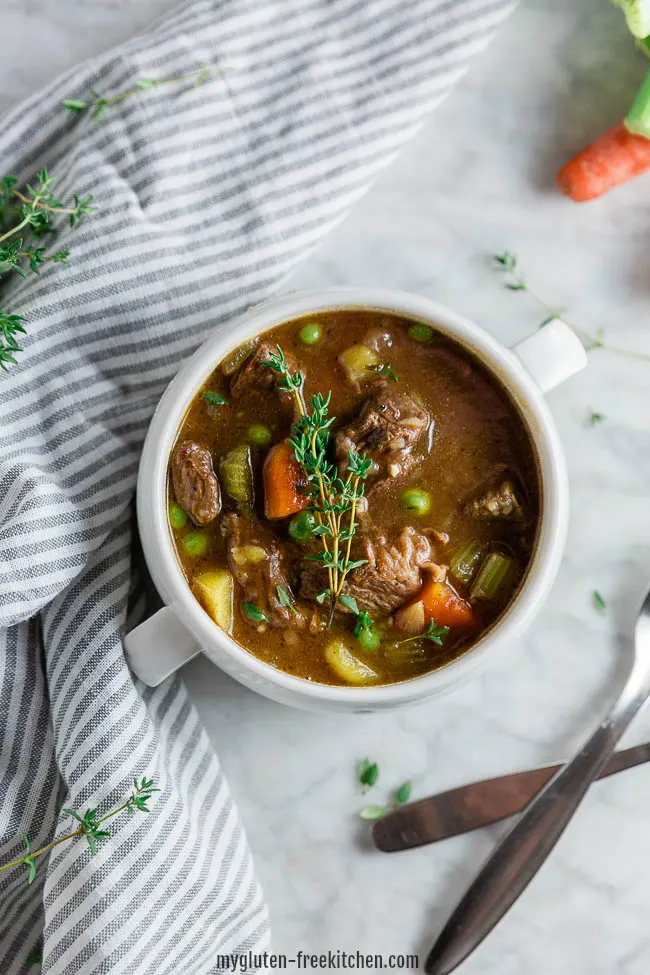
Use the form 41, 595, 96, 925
301, 527, 442, 616
222, 513, 306, 628
335, 387, 430, 486
469, 478, 524, 521
229, 341, 298, 398
171, 441, 221, 526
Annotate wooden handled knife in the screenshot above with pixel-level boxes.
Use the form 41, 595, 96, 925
372, 742, 650, 853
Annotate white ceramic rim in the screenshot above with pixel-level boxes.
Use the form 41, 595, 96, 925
136, 287, 568, 705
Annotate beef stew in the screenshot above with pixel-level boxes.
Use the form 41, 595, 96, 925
167, 310, 541, 687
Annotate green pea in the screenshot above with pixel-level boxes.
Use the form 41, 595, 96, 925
169, 503, 188, 529
401, 487, 431, 516
356, 627, 381, 652
408, 323, 434, 344
288, 510, 317, 543
298, 321, 322, 345
183, 532, 208, 557
248, 424, 272, 446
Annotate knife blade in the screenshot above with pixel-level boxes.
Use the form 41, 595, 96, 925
372, 741, 650, 853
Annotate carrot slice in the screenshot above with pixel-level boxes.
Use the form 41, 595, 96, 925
263, 441, 309, 519
400, 579, 475, 631
557, 122, 650, 202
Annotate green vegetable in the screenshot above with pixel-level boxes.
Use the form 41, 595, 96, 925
183, 533, 208, 557
407, 323, 434, 344
298, 321, 322, 345
625, 66, 650, 138
355, 626, 381, 652
359, 805, 388, 821
168, 502, 188, 529
449, 539, 484, 586
358, 758, 380, 791
220, 444, 254, 504
470, 551, 515, 600
288, 509, 318, 543
611, 0, 650, 38
395, 780, 412, 804
400, 487, 431, 516
203, 391, 227, 407
247, 423, 272, 446
242, 602, 268, 623
593, 590, 607, 612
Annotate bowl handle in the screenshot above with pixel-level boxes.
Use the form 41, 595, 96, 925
123, 606, 201, 686
510, 319, 587, 393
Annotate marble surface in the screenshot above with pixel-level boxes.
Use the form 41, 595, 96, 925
5, 1, 650, 972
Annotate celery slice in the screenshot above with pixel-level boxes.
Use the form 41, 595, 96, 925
625, 66, 650, 138
220, 444, 254, 504
449, 539, 484, 587
470, 552, 515, 601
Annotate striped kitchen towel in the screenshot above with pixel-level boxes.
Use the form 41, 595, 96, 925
0, 0, 515, 972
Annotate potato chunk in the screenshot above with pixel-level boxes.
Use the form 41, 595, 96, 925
338, 345, 380, 384
324, 639, 378, 685
194, 570, 234, 634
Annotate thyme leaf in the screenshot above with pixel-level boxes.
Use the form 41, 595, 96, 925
242, 602, 268, 623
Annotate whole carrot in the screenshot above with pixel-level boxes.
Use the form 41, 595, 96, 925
557, 121, 650, 201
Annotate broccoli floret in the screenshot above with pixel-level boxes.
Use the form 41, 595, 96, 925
612, 0, 650, 38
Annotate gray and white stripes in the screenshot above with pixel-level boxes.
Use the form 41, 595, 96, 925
0, 0, 515, 972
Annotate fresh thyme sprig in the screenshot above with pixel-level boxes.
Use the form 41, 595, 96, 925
0, 777, 159, 885
493, 252, 650, 363
394, 619, 450, 649
263, 345, 372, 624
64, 64, 220, 121
0, 168, 95, 372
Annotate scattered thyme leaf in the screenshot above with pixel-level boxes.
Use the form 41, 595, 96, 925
587, 411, 605, 427
242, 602, 268, 623
367, 362, 398, 383
339, 594, 359, 615
202, 391, 227, 406
276, 585, 298, 615
358, 758, 380, 792
395, 780, 413, 805
359, 805, 387, 821
593, 590, 606, 613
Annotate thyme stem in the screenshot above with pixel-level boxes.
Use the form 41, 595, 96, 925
493, 252, 650, 363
